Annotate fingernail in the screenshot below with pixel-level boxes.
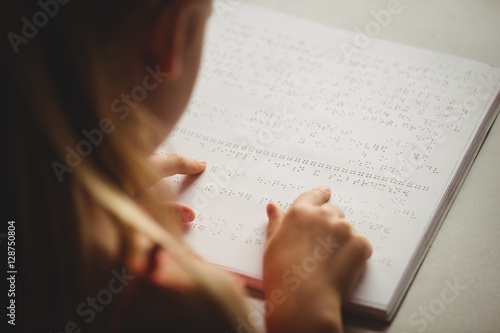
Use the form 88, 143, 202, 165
197, 160, 207, 165
180, 208, 195, 222
266, 203, 275, 217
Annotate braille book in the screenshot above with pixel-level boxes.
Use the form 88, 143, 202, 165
153, 4, 500, 321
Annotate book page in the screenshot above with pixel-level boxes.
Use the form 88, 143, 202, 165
154, 5, 500, 310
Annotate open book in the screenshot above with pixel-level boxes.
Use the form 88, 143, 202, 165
154, 4, 500, 321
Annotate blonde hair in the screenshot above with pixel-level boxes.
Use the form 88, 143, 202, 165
3, 0, 249, 331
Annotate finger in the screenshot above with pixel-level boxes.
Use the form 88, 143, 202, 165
266, 202, 286, 239
160, 202, 196, 225
172, 202, 196, 223
318, 204, 346, 220
335, 236, 372, 296
337, 206, 346, 218
292, 187, 331, 207
150, 154, 207, 177
330, 204, 345, 218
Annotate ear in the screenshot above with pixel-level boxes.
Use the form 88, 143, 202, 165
148, 2, 196, 80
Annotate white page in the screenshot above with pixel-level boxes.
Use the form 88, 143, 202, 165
154, 4, 500, 314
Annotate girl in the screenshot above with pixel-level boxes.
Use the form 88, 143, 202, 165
3, 0, 372, 332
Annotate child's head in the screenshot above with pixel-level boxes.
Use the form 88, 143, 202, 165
4, 1, 248, 331
6, 0, 213, 145
100, 0, 214, 138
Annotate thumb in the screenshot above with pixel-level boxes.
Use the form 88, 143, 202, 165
266, 202, 285, 239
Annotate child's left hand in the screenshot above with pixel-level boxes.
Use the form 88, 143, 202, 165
140, 154, 207, 230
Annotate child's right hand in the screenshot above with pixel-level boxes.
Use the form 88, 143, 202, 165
263, 187, 372, 333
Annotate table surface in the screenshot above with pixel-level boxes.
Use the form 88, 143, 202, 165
237, 1, 500, 332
